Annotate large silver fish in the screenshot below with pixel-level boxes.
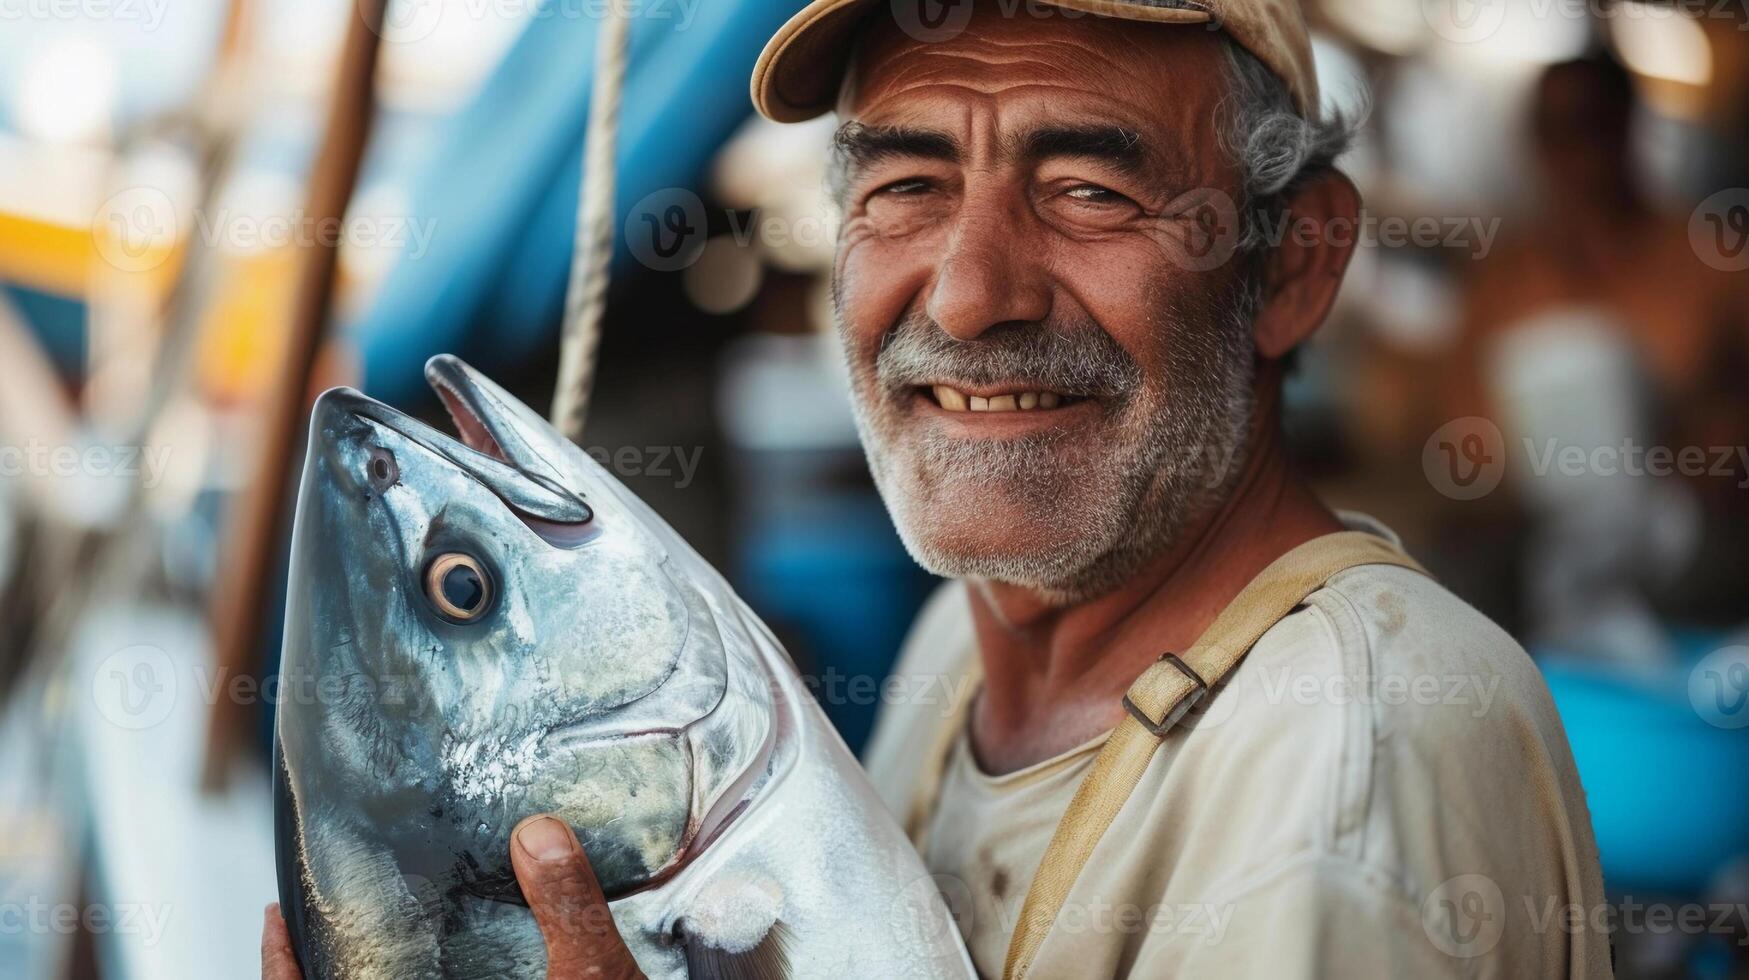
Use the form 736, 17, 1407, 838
274, 356, 974, 979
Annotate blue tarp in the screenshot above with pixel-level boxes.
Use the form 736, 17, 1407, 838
351, 0, 795, 401
1541, 643, 1749, 895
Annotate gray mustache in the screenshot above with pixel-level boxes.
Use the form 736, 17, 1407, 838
875, 314, 1143, 398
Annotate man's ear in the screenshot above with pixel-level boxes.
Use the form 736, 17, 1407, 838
1250, 169, 1361, 359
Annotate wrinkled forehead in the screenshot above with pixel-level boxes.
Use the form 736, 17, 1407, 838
843, 7, 1231, 146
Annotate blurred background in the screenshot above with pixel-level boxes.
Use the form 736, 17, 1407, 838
0, 0, 1746, 976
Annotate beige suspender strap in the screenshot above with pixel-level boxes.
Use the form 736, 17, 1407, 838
1002, 531, 1427, 980
905, 649, 983, 845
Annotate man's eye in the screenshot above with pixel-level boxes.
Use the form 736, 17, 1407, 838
876, 178, 932, 196
1064, 184, 1126, 204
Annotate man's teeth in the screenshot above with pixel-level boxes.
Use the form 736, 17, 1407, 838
933, 386, 1063, 412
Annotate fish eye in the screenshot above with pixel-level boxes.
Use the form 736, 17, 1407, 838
367, 447, 398, 492
425, 553, 491, 621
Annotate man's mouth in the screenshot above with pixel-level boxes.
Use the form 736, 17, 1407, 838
919, 383, 1089, 413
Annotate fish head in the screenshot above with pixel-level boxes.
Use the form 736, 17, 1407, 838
278, 356, 772, 908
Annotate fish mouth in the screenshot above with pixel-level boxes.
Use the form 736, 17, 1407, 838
318, 360, 595, 536
423, 355, 578, 502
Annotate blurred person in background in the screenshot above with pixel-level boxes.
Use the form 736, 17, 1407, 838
1455, 54, 1746, 423
1452, 53, 1749, 661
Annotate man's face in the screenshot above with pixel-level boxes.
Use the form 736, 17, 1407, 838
833, 8, 1260, 602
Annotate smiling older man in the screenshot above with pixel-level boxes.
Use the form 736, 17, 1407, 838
758, 0, 1611, 977
263, 1, 1611, 977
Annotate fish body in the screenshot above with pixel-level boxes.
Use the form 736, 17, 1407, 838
273, 356, 972, 979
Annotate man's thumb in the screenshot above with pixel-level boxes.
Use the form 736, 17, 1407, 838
262, 904, 303, 979
510, 815, 643, 980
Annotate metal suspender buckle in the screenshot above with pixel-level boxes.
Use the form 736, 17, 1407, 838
1121, 652, 1208, 738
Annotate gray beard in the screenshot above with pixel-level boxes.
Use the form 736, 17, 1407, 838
840, 290, 1258, 604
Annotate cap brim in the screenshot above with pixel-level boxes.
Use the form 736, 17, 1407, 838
752, 0, 1215, 123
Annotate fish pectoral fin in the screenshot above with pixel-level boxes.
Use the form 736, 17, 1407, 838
673, 875, 790, 980
678, 920, 792, 980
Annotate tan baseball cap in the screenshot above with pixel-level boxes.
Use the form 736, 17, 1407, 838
751, 0, 1319, 123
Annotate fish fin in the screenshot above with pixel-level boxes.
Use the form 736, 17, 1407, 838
679, 920, 793, 980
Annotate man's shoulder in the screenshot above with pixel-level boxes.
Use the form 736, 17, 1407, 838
1191, 561, 1561, 766
1081, 562, 1605, 977
1159, 562, 1593, 900
1226, 562, 1555, 737
872, 562, 1564, 766
867, 561, 1566, 779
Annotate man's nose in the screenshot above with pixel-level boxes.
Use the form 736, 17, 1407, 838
925, 195, 1052, 340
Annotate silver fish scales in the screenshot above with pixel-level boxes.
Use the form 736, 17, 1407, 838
274, 355, 974, 979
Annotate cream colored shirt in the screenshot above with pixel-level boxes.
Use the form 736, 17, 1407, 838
863, 517, 1612, 979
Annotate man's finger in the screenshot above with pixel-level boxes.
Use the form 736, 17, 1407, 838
510, 814, 644, 980
262, 903, 303, 980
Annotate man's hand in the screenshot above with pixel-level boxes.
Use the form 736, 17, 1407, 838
259, 814, 645, 980
262, 903, 300, 979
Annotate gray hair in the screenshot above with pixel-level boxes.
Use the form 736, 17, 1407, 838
1219, 37, 1359, 255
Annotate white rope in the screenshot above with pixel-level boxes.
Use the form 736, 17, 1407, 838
552, 0, 631, 443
